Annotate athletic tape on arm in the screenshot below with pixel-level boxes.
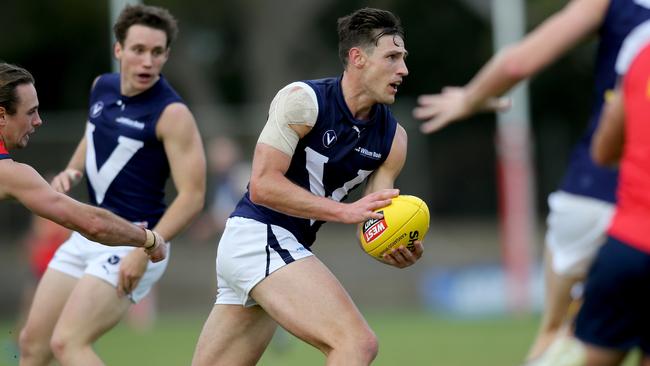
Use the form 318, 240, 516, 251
258, 82, 319, 156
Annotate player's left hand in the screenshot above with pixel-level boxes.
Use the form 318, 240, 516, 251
381, 241, 423, 268
413, 87, 510, 134
117, 249, 149, 297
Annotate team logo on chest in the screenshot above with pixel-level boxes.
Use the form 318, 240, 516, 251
322, 130, 337, 148
90, 102, 104, 118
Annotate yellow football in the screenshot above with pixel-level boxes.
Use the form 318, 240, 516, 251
359, 195, 430, 260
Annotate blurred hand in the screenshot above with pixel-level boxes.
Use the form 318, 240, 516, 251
340, 189, 399, 224
51, 168, 83, 193
145, 231, 167, 263
413, 87, 511, 134
117, 249, 149, 297
381, 241, 423, 268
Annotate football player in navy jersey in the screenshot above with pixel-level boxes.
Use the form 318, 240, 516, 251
19, 5, 206, 366
0, 63, 164, 259
192, 8, 420, 366
412, 0, 650, 364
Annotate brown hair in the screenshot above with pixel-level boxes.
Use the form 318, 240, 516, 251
113, 4, 179, 48
0, 63, 35, 115
337, 8, 404, 67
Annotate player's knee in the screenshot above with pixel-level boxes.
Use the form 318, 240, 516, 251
49, 330, 74, 361
357, 331, 379, 362
337, 327, 378, 362
18, 326, 50, 360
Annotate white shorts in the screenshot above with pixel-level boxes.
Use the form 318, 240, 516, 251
48, 232, 170, 303
215, 217, 314, 307
545, 191, 615, 277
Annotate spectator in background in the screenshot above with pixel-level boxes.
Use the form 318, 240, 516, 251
190, 136, 250, 241
412, 1, 650, 364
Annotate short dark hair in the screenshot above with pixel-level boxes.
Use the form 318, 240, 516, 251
0, 63, 35, 115
113, 4, 179, 48
337, 8, 404, 67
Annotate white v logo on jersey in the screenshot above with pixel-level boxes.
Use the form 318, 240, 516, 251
85, 122, 144, 204
305, 146, 372, 225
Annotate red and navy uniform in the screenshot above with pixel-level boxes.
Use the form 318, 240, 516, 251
575, 27, 650, 353
231, 77, 398, 247
0, 139, 10, 160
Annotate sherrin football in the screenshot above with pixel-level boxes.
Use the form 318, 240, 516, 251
359, 195, 430, 260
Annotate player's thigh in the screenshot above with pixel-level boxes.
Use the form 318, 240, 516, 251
53, 275, 130, 344
192, 304, 276, 366
251, 256, 370, 350
22, 268, 78, 339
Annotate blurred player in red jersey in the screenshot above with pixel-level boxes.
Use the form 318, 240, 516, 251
575, 22, 650, 366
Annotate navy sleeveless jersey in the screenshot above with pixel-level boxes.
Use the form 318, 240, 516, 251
84, 73, 184, 228
231, 77, 398, 247
560, 0, 650, 203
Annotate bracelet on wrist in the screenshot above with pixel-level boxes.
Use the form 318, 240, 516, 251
143, 229, 156, 250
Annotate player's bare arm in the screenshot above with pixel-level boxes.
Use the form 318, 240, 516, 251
414, 0, 609, 133
0, 160, 166, 255
363, 124, 422, 268
592, 90, 625, 166
154, 102, 206, 241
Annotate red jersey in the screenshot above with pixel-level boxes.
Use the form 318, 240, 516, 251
0, 138, 9, 159
609, 42, 650, 253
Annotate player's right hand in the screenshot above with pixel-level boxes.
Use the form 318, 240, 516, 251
51, 168, 83, 193
145, 231, 168, 263
341, 188, 399, 224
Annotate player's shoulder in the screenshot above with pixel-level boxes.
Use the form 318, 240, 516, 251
0, 160, 40, 198
161, 101, 192, 117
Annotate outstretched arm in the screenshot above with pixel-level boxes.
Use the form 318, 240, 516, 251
413, 0, 609, 133
0, 160, 165, 260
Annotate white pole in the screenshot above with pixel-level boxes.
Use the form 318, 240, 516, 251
492, 0, 537, 313
109, 0, 142, 72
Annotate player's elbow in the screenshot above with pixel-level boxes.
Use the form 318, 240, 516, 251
591, 144, 619, 166
499, 46, 536, 81
185, 189, 206, 219
79, 213, 109, 241
248, 177, 271, 206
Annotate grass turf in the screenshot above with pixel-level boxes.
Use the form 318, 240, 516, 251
0, 311, 639, 366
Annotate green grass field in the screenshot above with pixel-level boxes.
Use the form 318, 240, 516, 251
0, 311, 639, 366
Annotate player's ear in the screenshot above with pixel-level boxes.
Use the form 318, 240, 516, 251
0, 107, 7, 128
348, 47, 366, 69
114, 42, 123, 60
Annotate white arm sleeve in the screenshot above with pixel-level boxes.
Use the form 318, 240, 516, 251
258, 82, 319, 156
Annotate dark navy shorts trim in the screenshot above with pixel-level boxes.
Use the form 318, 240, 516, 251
574, 236, 650, 352
265, 224, 295, 276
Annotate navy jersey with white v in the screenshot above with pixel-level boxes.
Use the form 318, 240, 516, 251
84, 73, 183, 228
232, 77, 398, 247
560, 0, 650, 203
